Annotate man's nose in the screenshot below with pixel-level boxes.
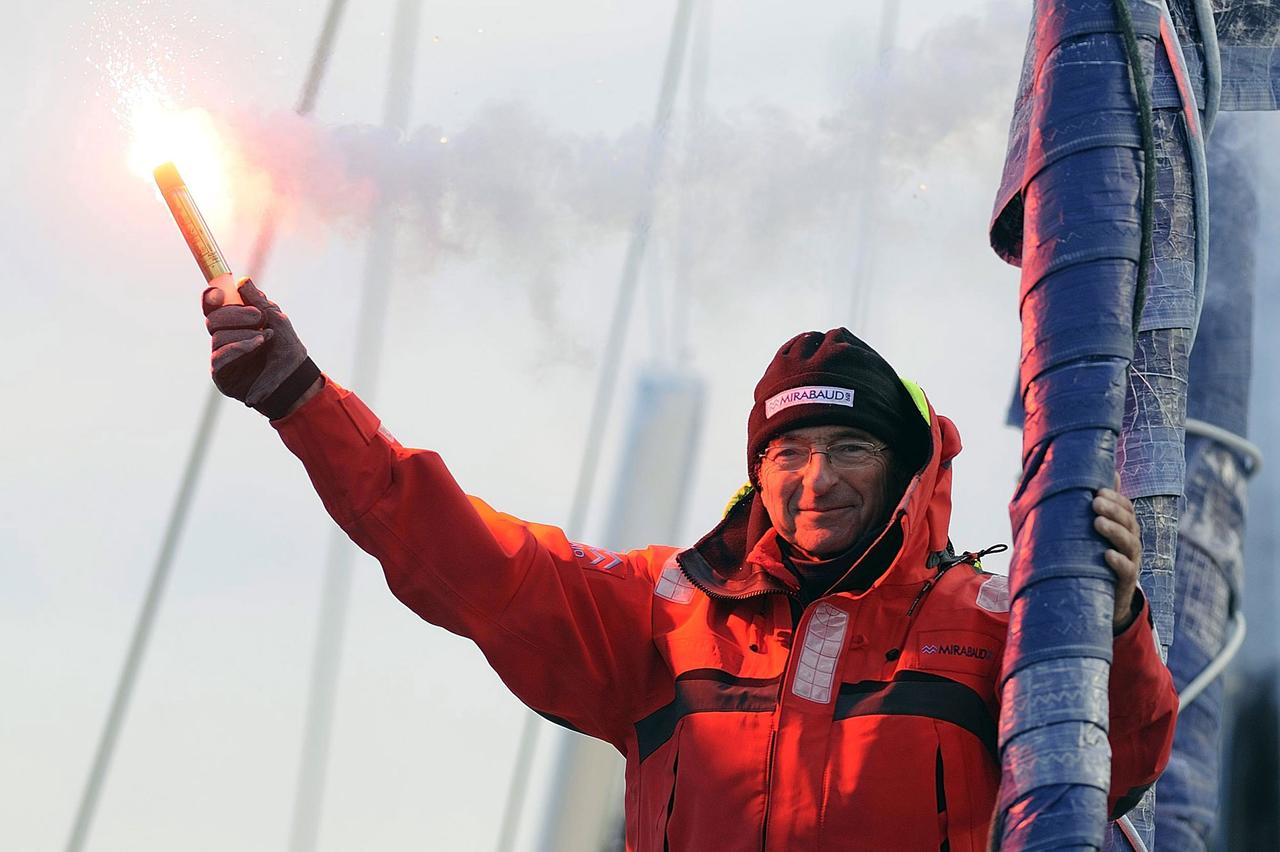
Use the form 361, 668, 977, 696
801, 451, 839, 492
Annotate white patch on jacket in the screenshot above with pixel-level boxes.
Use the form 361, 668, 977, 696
655, 556, 696, 604
976, 574, 1010, 613
792, 603, 849, 703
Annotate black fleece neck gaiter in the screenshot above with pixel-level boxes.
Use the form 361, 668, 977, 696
780, 521, 893, 606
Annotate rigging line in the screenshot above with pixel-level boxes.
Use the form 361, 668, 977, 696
1184, 418, 1265, 474
564, 0, 694, 540
494, 4, 697, 851
1098, 609, 1241, 847
644, 234, 669, 363
63, 388, 220, 852
1180, 611, 1247, 712
287, 2, 421, 850
670, 0, 711, 367
63, 3, 349, 851
1190, 0, 1221, 137
845, 0, 899, 332
1114, 0, 1155, 332
1117, 814, 1152, 852
295, 0, 348, 116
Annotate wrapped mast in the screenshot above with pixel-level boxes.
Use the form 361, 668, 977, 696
989, 2, 1164, 846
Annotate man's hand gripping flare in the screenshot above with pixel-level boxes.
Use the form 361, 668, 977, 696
202, 277, 322, 420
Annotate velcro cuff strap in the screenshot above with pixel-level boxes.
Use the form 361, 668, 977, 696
258, 357, 322, 420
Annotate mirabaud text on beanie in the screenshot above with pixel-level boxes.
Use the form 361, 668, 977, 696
746, 328, 930, 482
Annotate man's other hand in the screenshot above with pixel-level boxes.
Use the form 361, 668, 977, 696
203, 277, 321, 420
1093, 475, 1142, 632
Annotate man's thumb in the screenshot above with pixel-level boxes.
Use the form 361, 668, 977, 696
236, 276, 271, 310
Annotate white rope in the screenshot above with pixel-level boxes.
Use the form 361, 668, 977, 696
1118, 813, 1151, 852
1179, 610, 1248, 712
1107, 610, 1245, 849
1184, 417, 1265, 474
1190, 0, 1221, 136
1112, 595, 1247, 852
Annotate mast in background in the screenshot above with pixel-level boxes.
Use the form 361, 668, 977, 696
288, 2, 422, 849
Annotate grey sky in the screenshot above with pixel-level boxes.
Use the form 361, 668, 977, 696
4, 2, 1274, 850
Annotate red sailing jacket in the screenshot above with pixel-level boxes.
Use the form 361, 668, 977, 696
274, 379, 1177, 852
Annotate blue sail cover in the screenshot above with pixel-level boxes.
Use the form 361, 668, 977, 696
992, 1, 1279, 849
1156, 112, 1258, 851
995, 0, 1280, 250
1158, 2, 1280, 112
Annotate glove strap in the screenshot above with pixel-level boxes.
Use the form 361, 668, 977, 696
257, 357, 322, 420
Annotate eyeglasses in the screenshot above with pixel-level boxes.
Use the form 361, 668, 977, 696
759, 439, 889, 472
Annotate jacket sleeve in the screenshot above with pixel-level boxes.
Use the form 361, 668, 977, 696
272, 378, 666, 751
1106, 590, 1179, 818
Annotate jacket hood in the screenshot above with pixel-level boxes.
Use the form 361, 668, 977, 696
678, 395, 964, 600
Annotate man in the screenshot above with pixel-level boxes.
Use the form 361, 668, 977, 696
203, 280, 1177, 850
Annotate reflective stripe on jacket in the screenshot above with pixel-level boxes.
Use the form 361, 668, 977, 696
275, 379, 1177, 852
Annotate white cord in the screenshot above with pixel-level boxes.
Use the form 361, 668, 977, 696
1118, 813, 1151, 852
1114, 597, 1247, 848
1190, 0, 1221, 136
1179, 610, 1248, 712
1184, 418, 1265, 474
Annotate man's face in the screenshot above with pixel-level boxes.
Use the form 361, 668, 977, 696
757, 425, 899, 560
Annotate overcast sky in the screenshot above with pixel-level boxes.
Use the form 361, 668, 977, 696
2, 2, 1277, 851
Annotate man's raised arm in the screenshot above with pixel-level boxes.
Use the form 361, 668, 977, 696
201, 277, 670, 750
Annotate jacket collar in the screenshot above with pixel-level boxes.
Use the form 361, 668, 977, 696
678, 399, 963, 602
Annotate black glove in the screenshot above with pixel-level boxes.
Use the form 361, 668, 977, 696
202, 277, 321, 419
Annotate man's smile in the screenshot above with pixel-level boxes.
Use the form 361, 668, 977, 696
797, 505, 856, 515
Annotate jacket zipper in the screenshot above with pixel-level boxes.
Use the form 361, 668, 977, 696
760, 598, 809, 850
936, 746, 950, 851
889, 562, 960, 660
887, 577, 937, 661
906, 577, 935, 618
677, 561, 796, 603
759, 726, 779, 849
676, 558, 795, 850
663, 756, 680, 851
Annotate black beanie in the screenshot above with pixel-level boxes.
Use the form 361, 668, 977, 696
747, 328, 930, 483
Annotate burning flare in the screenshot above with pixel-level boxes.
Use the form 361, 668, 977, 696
154, 162, 231, 279
125, 89, 233, 232
151, 160, 242, 306
124, 85, 241, 305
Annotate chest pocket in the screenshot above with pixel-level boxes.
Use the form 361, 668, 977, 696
654, 598, 781, 683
